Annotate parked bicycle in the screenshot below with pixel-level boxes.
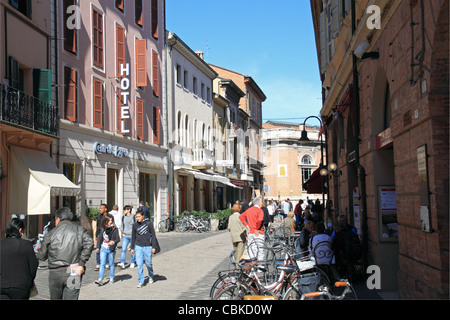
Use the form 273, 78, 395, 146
158, 216, 174, 232
300, 279, 357, 300
176, 214, 210, 233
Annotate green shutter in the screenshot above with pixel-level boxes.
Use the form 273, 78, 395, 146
33, 69, 52, 103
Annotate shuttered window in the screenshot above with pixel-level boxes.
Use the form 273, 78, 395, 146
92, 8, 104, 69
136, 99, 144, 140
116, 25, 125, 77
93, 79, 103, 129
136, 39, 147, 87
153, 106, 160, 145
151, 0, 158, 39
152, 51, 159, 97
64, 66, 77, 122
135, 0, 143, 27
33, 69, 52, 103
64, 0, 77, 54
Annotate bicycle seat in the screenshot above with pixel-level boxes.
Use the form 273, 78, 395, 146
277, 265, 297, 274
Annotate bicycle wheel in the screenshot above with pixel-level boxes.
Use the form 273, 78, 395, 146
177, 220, 189, 232
210, 271, 241, 299
282, 285, 302, 300
213, 283, 254, 300
158, 220, 167, 232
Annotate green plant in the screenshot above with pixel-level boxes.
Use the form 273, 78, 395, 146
85, 207, 100, 221
211, 208, 233, 230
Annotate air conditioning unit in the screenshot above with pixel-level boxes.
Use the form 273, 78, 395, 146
348, 150, 356, 163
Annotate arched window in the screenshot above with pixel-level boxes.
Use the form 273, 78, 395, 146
301, 155, 312, 165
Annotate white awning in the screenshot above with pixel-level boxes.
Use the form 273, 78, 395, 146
9, 146, 81, 215
175, 167, 242, 189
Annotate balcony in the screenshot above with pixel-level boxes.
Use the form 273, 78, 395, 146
0, 83, 59, 137
192, 148, 214, 169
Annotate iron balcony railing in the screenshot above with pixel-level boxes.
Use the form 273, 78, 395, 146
0, 83, 59, 137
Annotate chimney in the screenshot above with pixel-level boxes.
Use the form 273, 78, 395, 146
195, 50, 204, 60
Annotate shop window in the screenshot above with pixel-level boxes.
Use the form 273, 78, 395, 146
139, 173, 157, 221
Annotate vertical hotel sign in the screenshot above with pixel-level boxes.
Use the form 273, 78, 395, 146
119, 63, 131, 134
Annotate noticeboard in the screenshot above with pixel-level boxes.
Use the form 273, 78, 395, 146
378, 186, 398, 241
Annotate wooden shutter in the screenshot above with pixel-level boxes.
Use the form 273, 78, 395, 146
151, 0, 158, 39
135, 0, 143, 27
93, 79, 103, 129
64, 0, 77, 54
152, 51, 159, 97
93, 9, 103, 69
116, 25, 125, 77
136, 39, 147, 87
64, 66, 77, 122
153, 106, 160, 145
136, 99, 144, 140
33, 69, 52, 103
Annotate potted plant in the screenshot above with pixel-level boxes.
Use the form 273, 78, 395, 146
210, 212, 221, 232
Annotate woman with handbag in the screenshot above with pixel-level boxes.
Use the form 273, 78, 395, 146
0, 218, 39, 299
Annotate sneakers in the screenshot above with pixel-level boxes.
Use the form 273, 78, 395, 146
95, 265, 100, 271
109, 278, 115, 284
137, 283, 144, 288
148, 278, 154, 284
95, 278, 109, 286
130, 263, 135, 268
117, 263, 125, 269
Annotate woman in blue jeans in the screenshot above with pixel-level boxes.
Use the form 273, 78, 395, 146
118, 205, 136, 268
131, 208, 157, 288
95, 215, 120, 286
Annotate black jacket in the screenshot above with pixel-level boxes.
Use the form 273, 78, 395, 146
96, 226, 120, 252
131, 219, 157, 249
37, 220, 93, 269
0, 237, 38, 291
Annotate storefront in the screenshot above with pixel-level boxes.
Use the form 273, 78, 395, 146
58, 121, 168, 230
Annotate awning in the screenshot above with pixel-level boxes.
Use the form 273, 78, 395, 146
303, 166, 325, 194
176, 167, 242, 189
9, 146, 81, 215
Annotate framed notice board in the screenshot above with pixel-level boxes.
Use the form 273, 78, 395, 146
378, 186, 398, 241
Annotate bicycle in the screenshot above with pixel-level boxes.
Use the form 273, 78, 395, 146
158, 216, 174, 232
300, 279, 357, 300
177, 214, 210, 233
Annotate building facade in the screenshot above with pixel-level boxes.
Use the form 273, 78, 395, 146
56, 0, 168, 230
311, 0, 448, 298
262, 121, 323, 208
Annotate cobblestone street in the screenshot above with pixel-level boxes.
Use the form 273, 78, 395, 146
31, 230, 232, 300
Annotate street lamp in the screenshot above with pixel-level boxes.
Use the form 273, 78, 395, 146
298, 116, 326, 206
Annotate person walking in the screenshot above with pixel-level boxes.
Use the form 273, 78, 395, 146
94, 204, 108, 271
36, 207, 93, 300
239, 197, 265, 262
118, 205, 136, 269
138, 200, 151, 221
267, 199, 275, 223
227, 203, 247, 263
95, 214, 120, 286
294, 200, 303, 229
131, 208, 157, 288
0, 218, 39, 300
109, 205, 122, 240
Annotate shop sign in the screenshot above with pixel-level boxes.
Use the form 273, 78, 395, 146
94, 142, 130, 158
119, 63, 131, 134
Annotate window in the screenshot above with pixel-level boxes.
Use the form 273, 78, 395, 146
152, 51, 159, 97
139, 173, 157, 220
115, 0, 124, 12
93, 79, 103, 129
183, 70, 188, 89
193, 77, 197, 95
301, 155, 312, 165
136, 99, 144, 140
278, 165, 287, 177
10, 0, 31, 18
64, 66, 77, 122
135, 0, 143, 27
64, 0, 77, 54
207, 87, 211, 104
176, 65, 182, 85
116, 25, 125, 77
92, 8, 104, 69
153, 106, 161, 145
151, 0, 158, 39
201, 83, 205, 100
302, 168, 312, 191
136, 39, 147, 87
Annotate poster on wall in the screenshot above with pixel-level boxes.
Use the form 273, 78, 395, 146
379, 186, 398, 240
352, 186, 361, 235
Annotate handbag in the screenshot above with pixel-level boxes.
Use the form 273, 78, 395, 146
30, 282, 38, 298
153, 236, 161, 254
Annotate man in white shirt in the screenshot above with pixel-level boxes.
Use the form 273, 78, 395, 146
109, 205, 122, 239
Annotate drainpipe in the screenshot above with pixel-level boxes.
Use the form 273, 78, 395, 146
352, 0, 369, 272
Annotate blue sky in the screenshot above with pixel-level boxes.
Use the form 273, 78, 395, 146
166, 0, 323, 124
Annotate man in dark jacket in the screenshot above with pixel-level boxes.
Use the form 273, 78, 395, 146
131, 208, 157, 288
37, 207, 93, 300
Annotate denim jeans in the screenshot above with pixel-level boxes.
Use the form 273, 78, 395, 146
135, 245, 153, 284
120, 235, 135, 264
99, 247, 115, 280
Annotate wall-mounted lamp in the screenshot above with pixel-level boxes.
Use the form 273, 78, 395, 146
354, 39, 379, 61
